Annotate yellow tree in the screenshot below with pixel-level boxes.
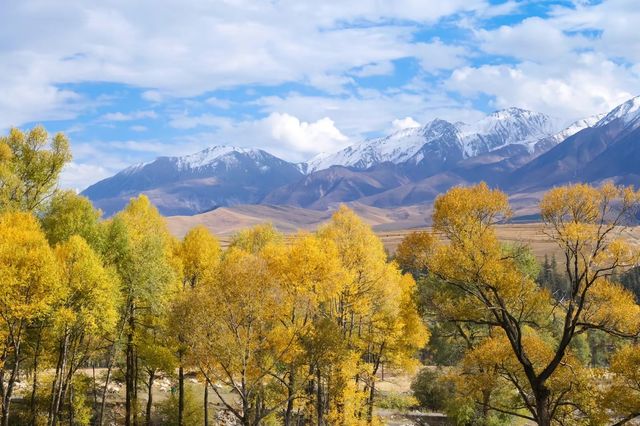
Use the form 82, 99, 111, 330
112, 195, 177, 426
261, 233, 345, 425
174, 225, 221, 426
41, 190, 103, 249
423, 183, 640, 425
317, 206, 428, 424
0, 126, 71, 213
604, 344, 640, 423
48, 236, 120, 426
186, 244, 294, 426
0, 212, 60, 426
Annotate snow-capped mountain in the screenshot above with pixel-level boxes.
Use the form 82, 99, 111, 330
84, 96, 640, 217
304, 107, 564, 174
595, 95, 640, 129
82, 146, 303, 215
509, 95, 640, 192
457, 107, 564, 155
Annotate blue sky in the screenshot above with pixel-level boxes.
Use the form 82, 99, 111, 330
1, 0, 639, 189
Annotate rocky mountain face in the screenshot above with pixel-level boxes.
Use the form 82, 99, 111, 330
82, 147, 303, 215
83, 96, 640, 216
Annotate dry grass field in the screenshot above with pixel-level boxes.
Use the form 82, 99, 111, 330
167, 205, 640, 259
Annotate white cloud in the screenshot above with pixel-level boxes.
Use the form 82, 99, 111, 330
100, 110, 157, 121
446, 54, 638, 120
477, 17, 586, 62
392, 117, 421, 131
352, 61, 395, 77
204, 97, 233, 109
262, 113, 349, 158
59, 162, 114, 191
168, 113, 230, 130
0, 0, 492, 129
141, 90, 164, 102
414, 40, 469, 72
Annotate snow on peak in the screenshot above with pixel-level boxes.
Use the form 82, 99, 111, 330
457, 108, 563, 156
595, 95, 640, 129
304, 119, 455, 173
552, 113, 605, 142
175, 145, 259, 169
303, 109, 564, 173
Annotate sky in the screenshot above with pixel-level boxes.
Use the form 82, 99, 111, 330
2, 0, 640, 190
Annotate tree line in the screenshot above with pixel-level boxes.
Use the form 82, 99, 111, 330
0, 126, 427, 425
2, 126, 640, 425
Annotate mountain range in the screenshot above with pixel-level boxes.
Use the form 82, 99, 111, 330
82, 95, 640, 217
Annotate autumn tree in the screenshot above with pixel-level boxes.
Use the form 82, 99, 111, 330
187, 244, 292, 426
173, 225, 221, 425
41, 190, 103, 249
418, 182, 640, 425
604, 344, 640, 422
317, 206, 428, 424
48, 236, 119, 426
261, 233, 345, 425
0, 212, 60, 426
0, 126, 71, 213
112, 196, 177, 426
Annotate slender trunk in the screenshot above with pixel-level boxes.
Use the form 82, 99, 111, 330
125, 303, 135, 426
30, 324, 43, 424
2, 339, 22, 426
178, 365, 184, 426
316, 367, 323, 426
92, 364, 98, 411
203, 381, 209, 426
367, 380, 375, 423
145, 369, 155, 426
284, 367, 295, 426
133, 355, 139, 426
68, 384, 74, 426
49, 333, 68, 426
99, 345, 115, 426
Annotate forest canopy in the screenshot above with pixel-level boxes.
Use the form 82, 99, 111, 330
1, 127, 640, 425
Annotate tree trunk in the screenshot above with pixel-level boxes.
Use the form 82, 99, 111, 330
203, 381, 209, 426
49, 333, 68, 426
134, 355, 139, 426
534, 385, 552, 426
284, 367, 295, 426
367, 380, 375, 423
2, 339, 22, 426
30, 325, 43, 424
145, 369, 155, 426
68, 384, 74, 426
316, 368, 323, 426
178, 365, 184, 426
125, 304, 136, 426
99, 343, 116, 426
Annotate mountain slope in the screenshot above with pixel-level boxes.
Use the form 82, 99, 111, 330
305, 108, 563, 173
508, 96, 640, 191
82, 146, 303, 215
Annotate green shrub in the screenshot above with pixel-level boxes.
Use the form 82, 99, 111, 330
376, 392, 418, 410
410, 368, 453, 411
156, 386, 205, 426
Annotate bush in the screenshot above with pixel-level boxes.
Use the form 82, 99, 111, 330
376, 392, 418, 410
156, 385, 205, 426
410, 368, 453, 412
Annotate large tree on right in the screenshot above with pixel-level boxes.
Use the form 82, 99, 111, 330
421, 182, 640, 425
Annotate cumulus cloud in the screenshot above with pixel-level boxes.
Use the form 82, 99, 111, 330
446, 54, 638, 120
262, 113, 349, 158
392, 117, 421, 131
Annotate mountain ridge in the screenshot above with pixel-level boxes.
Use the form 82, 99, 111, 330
82, 96, 640, 216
